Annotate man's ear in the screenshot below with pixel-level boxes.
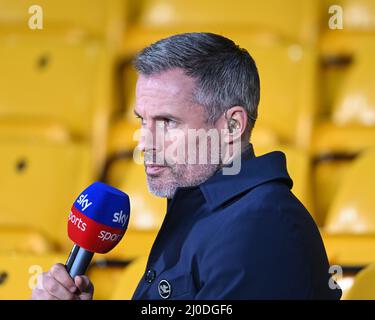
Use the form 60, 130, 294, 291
220, 106, 248, 144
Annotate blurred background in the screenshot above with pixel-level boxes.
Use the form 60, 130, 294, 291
0, 0, 374, 300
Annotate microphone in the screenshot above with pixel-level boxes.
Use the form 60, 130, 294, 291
65, 181, 130, 278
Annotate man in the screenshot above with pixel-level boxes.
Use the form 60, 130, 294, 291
32, 33, 341, 300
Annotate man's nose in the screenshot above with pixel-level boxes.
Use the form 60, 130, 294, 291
137, 124, 164, 153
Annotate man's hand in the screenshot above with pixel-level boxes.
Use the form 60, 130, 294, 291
31, 263, 94, 300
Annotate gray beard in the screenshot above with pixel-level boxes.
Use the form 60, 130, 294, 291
146, 163, 220, 199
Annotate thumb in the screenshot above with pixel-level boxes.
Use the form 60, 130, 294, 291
74, 276, 94, 300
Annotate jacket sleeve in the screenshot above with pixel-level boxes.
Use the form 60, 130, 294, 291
194, 205, 340, 300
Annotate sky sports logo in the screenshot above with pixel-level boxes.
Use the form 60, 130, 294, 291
76, 194, 92, 212
68, 211, 87, 232
112, 210, 129, 228
69, 206, 128, 244
75, 194, 128, 228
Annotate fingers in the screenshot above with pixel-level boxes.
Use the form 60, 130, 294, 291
49, 263, 77, 293
43, 274, 78, 300
31, 263, 79, 300
30, 263, 94, 300
74, 276, 94, 300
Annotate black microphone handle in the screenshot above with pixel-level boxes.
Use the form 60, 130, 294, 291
65, 244, 94, 278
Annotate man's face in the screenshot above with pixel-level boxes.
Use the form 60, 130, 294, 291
134, 68, 221, 198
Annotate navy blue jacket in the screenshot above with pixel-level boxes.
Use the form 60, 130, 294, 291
132, 145, 342, 300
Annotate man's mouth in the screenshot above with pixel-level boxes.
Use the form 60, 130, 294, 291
145, 164, 167, 175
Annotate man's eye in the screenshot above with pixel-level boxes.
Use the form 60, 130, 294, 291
156, 118, 176, 128
164, 119, 177, 128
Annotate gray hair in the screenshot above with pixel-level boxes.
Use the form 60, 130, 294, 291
134, 32, 260, 134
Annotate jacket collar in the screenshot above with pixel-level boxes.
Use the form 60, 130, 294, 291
199, 143, 293, 210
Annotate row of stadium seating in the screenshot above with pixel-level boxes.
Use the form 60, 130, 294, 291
1, 0, 374, 43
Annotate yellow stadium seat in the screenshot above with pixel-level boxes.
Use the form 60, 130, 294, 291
123, 0, 319, 55
313, 156, 354, 226
0, 35, 110, 138
320, 0, 375, 117
313, 42, 375, 221
331, 42, 375, 127
242, 38, 317, 150
325, 149, 375, 233
254, 145, 314, 216
345, 264, 375, 300
312, 124, 375, 223
321, 149, 375, 266
0, 138, 93, 253
111, 255, 148, 299
0, 35, 112, 172
0, 0, 126, 45
0, 253, 65, 300
314, 125, 375, 209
